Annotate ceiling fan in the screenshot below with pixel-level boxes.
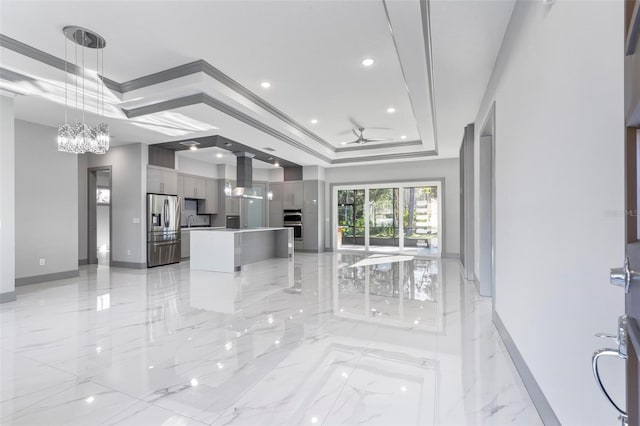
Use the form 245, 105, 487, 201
340, 117, 392, 145
343, 127, 391, 145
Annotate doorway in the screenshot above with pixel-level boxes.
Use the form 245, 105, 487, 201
333, 181, 443, 256
88, 167, 112, 266
479, 105, 496, 298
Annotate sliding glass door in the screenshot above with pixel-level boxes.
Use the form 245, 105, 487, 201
334, 182, 442, 256
368, 188, 400, 252
337, 189, 365, 249
403, 185, 439, 256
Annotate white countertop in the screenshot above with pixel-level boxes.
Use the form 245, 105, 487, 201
181, 227, 225, 231
189, 227, 290, 234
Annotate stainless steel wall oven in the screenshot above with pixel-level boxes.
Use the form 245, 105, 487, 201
283, 209, 302, 241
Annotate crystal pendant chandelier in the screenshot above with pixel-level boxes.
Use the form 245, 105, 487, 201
57, 26, 109, 154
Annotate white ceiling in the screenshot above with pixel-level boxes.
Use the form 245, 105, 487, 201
0, 0, 515, 167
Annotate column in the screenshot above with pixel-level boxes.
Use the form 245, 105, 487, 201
0, 94, 16, 302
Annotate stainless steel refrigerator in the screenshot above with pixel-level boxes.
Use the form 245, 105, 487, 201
147, 193, 181, 267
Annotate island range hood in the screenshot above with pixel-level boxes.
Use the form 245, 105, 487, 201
224, 152, 263, 199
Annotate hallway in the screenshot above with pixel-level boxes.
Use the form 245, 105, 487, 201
0, 253, 540, 425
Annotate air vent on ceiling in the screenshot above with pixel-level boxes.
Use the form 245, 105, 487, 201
263, 147, 276, 152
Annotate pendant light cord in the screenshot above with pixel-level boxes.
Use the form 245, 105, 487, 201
96, 37, 99, 123
82, 30, 85, 126
75, 39, 78, 123
64, 37, 67, 124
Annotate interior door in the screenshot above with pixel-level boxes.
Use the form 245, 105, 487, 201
626, 0, 640, 424
595, 3, 640, 424
618, 1, 640, 424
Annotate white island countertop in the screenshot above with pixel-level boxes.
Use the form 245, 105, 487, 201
181, 227, 225, 231
189, 227, 289, 233
190, 227, 293, 272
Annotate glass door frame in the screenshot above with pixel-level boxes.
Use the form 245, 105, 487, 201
333, 180, 443, 256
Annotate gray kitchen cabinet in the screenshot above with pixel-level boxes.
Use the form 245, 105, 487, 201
177, 175, 185, 208
181, 229, 190, 258
283, 181, 303, 209
147, 166, 177, 195
268, 182, 283, 227
226, 192, 240, 216
198, 178, 219, 214
183, 175, 206, 199
303, 180, 318, 251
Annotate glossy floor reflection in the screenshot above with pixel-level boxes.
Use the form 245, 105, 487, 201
0, 253, 541, 425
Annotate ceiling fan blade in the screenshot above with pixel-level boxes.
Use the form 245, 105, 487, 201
364, 138, 392, 142
348, 116, 364, 129
352, 129, 361, 138
365, 127, 391, 131
337, 129, 356, 135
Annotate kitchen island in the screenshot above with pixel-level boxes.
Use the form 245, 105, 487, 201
189, 227, 293, 272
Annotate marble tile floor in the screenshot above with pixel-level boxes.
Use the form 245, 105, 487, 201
0, 253, 542, 425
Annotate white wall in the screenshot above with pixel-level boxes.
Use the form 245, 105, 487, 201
473, 1, 624, 423
268, 168, 284, 182
324, 158, 460, 255
0, 95, 16, 300
176, 156, 219, 178
78, 143, 147, 266
15, 119, 78, 279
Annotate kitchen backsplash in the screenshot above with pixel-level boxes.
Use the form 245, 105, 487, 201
181, 199, 211, 227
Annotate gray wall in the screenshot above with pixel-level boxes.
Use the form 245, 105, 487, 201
78, 143, 147, 266
0, 96, 16, 300
324, 158, 460, 255
77, 154, 88, 262
15, 119, 78, 280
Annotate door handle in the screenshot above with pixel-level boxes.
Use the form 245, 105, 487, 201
611, 257, 640, 293
592, 315, 628, 423
592, 348, 627, 420
152, 241, 176, 247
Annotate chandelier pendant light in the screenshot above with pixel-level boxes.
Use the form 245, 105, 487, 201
57, 26, 109, 154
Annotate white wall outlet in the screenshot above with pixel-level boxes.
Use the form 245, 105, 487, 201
127, 249, 131, 255
133, 218, 140, 224
39, 258, 45, 266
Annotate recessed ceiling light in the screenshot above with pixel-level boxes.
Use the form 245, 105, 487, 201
361, 58, 375, 67
190, 146, 198, 151
261, 81, 271, 89
400, 135, 407, 140
224, 142, 232, 147
268, 156, 273, 160
216, 153, 223, 158
310, 119, 318, 124
274, 161, 280, 167
387, 107, 396, 114
341, 142, 347, 145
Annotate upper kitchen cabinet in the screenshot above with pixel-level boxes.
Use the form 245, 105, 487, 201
268, 182, 284, 227
147, 165, 178, 195
226, 194, 241, 216
198, 178, 219, 214
283, 181, 303, 210
183, 175, 206, 199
